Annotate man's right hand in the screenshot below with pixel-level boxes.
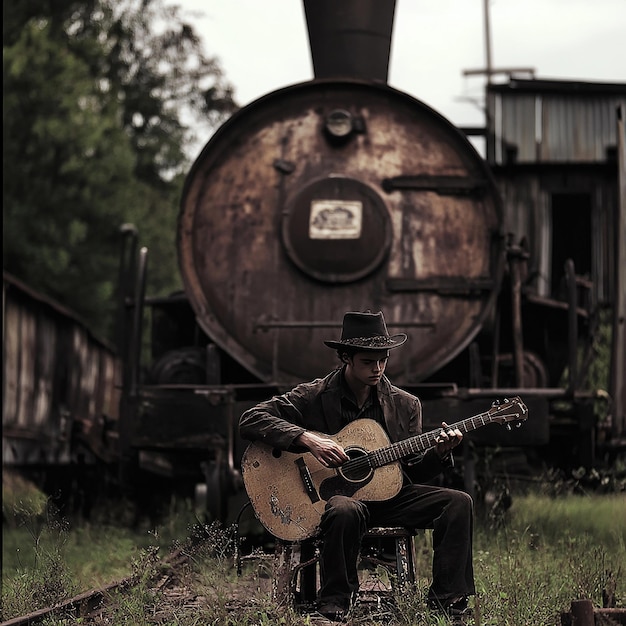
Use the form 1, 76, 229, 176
296, 431, 350, 467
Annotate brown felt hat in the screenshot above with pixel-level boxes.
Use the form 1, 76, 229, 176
324, 311, 407, 351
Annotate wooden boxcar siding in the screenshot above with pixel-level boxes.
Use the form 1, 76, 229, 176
2, 275, 121, 465
489, 91, 626, 165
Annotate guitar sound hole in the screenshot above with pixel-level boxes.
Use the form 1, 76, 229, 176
271, 449, 282, 458
339, 447, 372, 483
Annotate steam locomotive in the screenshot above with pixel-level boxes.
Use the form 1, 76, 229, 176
5, 0, 624, 523
118, 0, 625, 520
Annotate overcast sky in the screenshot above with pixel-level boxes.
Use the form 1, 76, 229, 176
177, 0, 625, 135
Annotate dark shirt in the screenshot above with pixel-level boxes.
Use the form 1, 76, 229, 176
340, 370, 383, 425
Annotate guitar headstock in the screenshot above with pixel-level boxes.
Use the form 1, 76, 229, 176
488, 396, 528, 429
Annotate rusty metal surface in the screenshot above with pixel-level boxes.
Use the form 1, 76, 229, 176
179, 80, 503, 384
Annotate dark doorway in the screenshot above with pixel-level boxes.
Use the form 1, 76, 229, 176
550, 193, 592, 298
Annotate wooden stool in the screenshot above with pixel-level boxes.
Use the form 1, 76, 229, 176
273, 527, 417, 609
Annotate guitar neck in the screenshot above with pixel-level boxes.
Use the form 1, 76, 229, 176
369, 412, 491, 468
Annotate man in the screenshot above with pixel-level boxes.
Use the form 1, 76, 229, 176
239, 311, 475, 622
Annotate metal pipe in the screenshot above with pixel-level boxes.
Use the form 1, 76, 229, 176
129, 247, 148, 398
611, 104, 626, 438
303, 0, 396, 82
255, 320, 433, 330
115, 224, 138, 356
508, 246, 527, 386
483, 0, 492, 84
460, 387, 600, 399
565, 259, 578, 393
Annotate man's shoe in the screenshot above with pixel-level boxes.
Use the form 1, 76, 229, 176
316, 602, 348, 622
447, 596, 470, 616
428, 595, 470, 616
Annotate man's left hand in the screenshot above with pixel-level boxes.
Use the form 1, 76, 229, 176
434, 422, 463, 458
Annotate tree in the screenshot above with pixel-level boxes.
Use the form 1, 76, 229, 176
3, 0, 237, 338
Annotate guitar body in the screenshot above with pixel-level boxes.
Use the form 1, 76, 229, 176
241, 419, 404, 541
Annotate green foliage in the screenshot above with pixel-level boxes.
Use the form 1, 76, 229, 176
4, 14, 135, 335
2, 0, 236, 339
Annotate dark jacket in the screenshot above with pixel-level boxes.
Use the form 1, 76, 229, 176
239, 367, 449, 484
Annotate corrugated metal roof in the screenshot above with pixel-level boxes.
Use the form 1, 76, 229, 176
487, 79, 626, 165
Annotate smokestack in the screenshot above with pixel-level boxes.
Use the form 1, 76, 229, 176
303, 0, 396, 83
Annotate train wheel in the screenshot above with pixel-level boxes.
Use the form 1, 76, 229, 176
149, 347, 207, 384
497, 351, 549, 387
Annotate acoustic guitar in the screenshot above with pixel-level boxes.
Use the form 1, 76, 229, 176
241, 396, 528, 541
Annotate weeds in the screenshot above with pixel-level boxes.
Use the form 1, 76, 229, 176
185, 519, 238, 563
1, 501, 77, 620
101, 545, 164, 626
2, 482, 625, 625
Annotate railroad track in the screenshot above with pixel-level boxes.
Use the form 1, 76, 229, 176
0, 521, 280, 626
0, 545, 192, 626
0, 578, 129, 626
0, 516, 260, 626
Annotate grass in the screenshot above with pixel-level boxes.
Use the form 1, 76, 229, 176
508, 492, 626, 546
2, 471, 625, 625
394, 495, 625, 626
1, 470, 201, 621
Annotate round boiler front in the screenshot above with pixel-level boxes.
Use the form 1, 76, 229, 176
179, 80, 504, 384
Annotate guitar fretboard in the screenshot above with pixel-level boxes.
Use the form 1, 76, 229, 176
340, 396, 525, 476
367, 412, 491, 469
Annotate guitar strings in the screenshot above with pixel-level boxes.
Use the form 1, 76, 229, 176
336, 405, 521, 475
339, 412, 495, 473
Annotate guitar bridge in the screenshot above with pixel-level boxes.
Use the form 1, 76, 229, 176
295, 457, 320, 503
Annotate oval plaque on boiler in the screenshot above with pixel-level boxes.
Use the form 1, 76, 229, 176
282, 177, 392, 283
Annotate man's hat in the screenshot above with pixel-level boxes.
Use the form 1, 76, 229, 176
324, 311, 407, 351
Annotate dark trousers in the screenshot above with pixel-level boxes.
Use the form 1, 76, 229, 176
317, 484, 475, 609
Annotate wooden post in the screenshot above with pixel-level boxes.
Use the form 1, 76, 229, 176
611, 104, 626, 439
570, 599, 594, 626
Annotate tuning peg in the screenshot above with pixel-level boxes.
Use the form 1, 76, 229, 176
492, 399, 501, 407
516, 422, 522, 428
505, 424, 512, 431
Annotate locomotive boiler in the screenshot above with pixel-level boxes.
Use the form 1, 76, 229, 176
178, 80, 503, 386
114, 0, 624, 521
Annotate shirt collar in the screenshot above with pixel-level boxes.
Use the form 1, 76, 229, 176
339, 366, 380, 406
